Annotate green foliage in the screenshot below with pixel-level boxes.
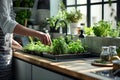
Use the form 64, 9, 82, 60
116, 47, 120, 57
84, 21, 120, 38
84, 26, 94, 36
23, 41, 51, 53
13, 0, 34, 25
23, 36, 86, 55
68, 39, 85, 54
117, 21, 120, 36
66, 9, 82, 23
16, 9, 31, 25
109, 29, 119, 38
51, 37, 68, 55
46, 16, 58, 28
46, 1, 67, 29
92, 20, 111, 37
13, 0, 34, 7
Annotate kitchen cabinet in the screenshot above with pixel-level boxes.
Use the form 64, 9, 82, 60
32, 65, 63, 80
14, 52, 113, 80
13, 58, 75, 80
13, 58, 32, 80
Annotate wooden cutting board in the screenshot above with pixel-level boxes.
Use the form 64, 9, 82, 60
91, 62, 113, 67
91, 59, 113, 67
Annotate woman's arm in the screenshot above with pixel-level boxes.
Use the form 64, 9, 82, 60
13, 24, 51, 45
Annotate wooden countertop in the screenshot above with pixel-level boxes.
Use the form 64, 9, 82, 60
13, 51, 113, 80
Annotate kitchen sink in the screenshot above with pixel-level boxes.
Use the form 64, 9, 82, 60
91, 69, 120, 80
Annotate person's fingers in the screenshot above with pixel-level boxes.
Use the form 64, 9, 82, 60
38, 32, 52, 45
46, 34, 52, 45
43, 35, 47, 45
41, 34, 48, 45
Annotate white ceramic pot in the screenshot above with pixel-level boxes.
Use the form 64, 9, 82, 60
70, 23, 80, 35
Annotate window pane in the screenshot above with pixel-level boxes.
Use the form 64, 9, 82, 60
104, 3, 117, 28
104, 0, 116, 1
77, 0, 87, 4
67, 7, 76, 12
91, 5, 102, 26
67, 0, 75, 5
77, 6, 87, 26
91, 0, 102, 3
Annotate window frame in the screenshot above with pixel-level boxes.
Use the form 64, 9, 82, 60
65, 0, 118, 27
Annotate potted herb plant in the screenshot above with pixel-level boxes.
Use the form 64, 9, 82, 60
66, 9, 83, 35
82, 20, 120, 54
92, 20, 111, 37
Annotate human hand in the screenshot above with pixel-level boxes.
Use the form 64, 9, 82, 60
12, 39, 23, 51
38, 32, 52, 45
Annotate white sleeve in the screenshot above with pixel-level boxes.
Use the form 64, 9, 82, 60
0, 0, 18, 34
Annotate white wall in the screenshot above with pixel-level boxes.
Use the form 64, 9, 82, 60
30, 0, 60, 23
50, 0, 60, 17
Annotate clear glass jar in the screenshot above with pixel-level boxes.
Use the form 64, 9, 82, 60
109, 46, 117, 56
100, 46, 110, 61
109, 46, 118, 61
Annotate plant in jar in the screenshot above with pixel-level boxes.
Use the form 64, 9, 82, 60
100, 46, 110, 61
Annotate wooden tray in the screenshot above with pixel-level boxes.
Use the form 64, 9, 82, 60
91, 59, 113, 67
91, 62, 113, 67
42, 52, 99, 61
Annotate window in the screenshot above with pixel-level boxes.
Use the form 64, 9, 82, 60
67, 0, 75, 5
77, 0, 87, 4
104, 0, 116, 1
66, 0, 87, 26
91, 5, 102, 26
65, 0, 117, 27
91, 0, 102, 3
77, 6, 87, 25
104, 3, 117, 28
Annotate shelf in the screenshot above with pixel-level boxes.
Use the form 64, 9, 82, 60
14, 7, 32, 10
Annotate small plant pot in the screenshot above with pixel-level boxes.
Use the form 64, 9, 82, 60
70, 23, 80, 35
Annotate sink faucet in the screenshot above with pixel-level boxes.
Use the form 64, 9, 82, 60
55, 19, 69, 43
55, 19, 67, 36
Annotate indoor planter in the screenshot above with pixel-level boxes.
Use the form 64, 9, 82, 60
82, 20, 120, 54
66, 9, 82, 35
23, 36, 94, 61
92, 20, 112, 37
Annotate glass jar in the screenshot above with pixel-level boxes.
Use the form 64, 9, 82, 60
109, 46, 117, 56
100, 46, 110, 61
109, 46, 118, 61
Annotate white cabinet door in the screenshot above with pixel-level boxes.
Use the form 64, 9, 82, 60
14, 58, 32, 80
32, 65, 63, 80
14, 58, 76, 80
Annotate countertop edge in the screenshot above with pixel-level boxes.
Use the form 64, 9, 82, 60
13, 51, 113, 80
